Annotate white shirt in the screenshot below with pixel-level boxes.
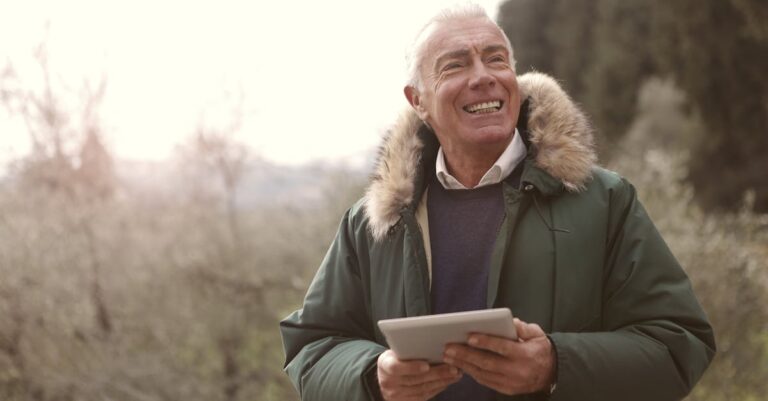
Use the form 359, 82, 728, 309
435, 129, 527, 190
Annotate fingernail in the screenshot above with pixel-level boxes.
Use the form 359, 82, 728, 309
420, 364, 429, 372
444, 357, 454, 364
445, 349, 455, 357
468, 336, 478, 346
450, 367, 459, 375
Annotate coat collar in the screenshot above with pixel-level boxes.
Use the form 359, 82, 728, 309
363, 72, 597, 241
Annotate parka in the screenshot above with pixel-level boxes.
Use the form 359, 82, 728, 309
280, 72, 716, 401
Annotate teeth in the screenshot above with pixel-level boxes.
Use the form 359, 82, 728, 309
465, 101, 501, 113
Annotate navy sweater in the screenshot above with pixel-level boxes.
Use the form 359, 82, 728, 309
427, 176, 506, 401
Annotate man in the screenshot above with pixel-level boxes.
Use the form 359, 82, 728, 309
280, 5, 715, 401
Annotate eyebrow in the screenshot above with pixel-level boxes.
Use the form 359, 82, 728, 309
433, 45, 510, 72
433, 49, 470, 72
483, 44, 509, 56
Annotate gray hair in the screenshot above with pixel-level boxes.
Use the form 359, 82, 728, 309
405, 3, 516, 90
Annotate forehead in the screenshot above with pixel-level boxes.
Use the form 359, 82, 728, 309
422, 18, 508, 60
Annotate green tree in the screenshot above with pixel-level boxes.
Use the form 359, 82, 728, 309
650, 0, 768, 212
498, 0, 655, 153
497, 0, 555, 73
497, 0, 768, 212
582, 0, 654, 150
613, 78, 768, 401
545, 0, 596, 100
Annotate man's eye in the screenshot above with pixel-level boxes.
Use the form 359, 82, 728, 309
488, 55, 506, 63
442, 62, 463, 71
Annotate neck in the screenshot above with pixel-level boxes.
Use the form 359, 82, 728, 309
442, 145, 505, 188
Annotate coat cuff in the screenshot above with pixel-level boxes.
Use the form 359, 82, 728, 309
547, 333, 568, 401
539, 334, 559, 399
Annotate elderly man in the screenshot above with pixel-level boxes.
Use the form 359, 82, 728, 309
280, 5, 715, 401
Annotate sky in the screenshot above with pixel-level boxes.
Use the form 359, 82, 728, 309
0, 0, 503, 167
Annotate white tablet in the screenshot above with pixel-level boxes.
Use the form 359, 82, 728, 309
377, 308, 517, 363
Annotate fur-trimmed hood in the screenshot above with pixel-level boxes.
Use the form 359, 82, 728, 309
364, 72, 597, 241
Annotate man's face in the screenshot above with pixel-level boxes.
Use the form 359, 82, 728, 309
406, 18, 521, 156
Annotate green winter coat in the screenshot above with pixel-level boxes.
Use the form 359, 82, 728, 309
280, 73, 715, 401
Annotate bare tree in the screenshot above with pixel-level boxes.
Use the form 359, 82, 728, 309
179, 89, 249, 248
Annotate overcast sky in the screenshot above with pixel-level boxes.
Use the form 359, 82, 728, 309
0, 0, 503, 167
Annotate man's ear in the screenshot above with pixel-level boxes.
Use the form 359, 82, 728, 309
404, 86, 429, 120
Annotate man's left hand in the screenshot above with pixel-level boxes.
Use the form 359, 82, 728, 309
442, 318, 555, 395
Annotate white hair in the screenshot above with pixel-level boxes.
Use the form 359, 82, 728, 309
405, 3, 516, 90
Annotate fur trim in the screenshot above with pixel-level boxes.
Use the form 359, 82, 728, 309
363, 110, 425, 240
364, 72, 596, 240
521, 73, 596, 191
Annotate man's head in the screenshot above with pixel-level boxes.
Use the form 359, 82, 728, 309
404, 4, 521, 157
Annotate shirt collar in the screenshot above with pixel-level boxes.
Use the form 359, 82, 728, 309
436, 128, 527, 190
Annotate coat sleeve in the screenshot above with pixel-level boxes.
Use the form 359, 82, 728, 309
548, 178, 716, 401
280, 208, 386, 401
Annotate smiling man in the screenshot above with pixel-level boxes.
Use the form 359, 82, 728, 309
280, 4, 715, 401
404, 16, 521, 191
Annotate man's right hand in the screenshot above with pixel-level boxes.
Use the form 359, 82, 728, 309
377, 350, 462, 401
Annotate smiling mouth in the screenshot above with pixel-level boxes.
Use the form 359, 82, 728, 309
463, 100, 503, 114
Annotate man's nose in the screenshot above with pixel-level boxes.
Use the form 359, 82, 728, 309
468, 63, 495, 89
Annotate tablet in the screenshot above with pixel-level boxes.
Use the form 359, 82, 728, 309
377, 308, 517, 363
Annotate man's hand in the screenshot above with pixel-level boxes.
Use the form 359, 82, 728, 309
442, 318, 555, 395
377, 350, 462, 401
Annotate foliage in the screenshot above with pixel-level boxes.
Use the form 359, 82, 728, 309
0, 156, 366, 401
649, 0, 768, 212
1, 42, 115, 200
1, 8, 766, 401
497, 0, 768, 212
581, 0, 654, 151
609, 78, 768, 400
499, 0, 653, 151
0, 41, 368, 400
497, 0, 556, 74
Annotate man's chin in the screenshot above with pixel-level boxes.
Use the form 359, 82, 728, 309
466, 126, 514, 144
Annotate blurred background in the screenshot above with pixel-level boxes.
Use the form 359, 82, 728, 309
0, 0, 766, 400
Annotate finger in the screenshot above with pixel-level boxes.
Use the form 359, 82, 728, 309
470, 373, 518, 396
443, 348, 522, 395
444, 344, 507, 376
378, 350, 429, 376
513, 318, 530, 340
380, 363, 460, 397
514, 318, 546, 340
420, 374, 463, 399
444, 350, 507, 386
521, 323, 545, 339
403, 374, 462, 398
466, 333, 515, 356
387, 371, 461, 399
398, 364, 460, 386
